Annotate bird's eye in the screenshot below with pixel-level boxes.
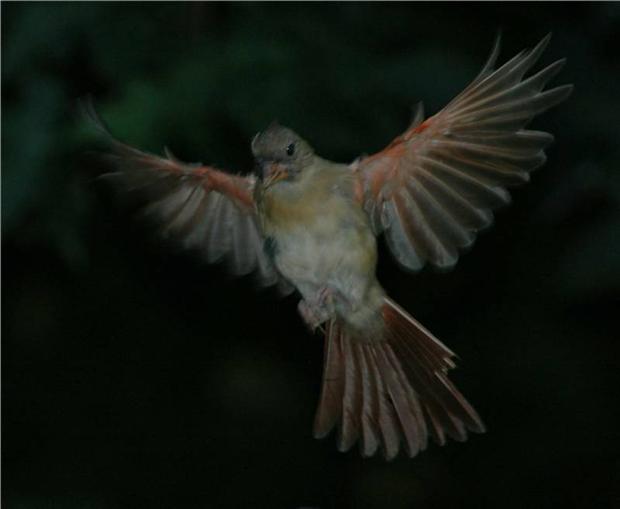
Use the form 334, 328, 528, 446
286, 143, 295, 156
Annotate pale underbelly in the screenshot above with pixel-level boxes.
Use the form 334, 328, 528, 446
271, 224, 378, 303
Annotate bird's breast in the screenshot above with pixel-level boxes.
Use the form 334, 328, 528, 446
259, 183, 358, 241
257, 183, 377, 298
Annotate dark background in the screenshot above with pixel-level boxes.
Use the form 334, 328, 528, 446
3, 3, 619, 508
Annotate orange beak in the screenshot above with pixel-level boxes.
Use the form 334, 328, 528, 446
263, 163, 289, 188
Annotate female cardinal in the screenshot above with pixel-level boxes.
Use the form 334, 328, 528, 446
87, 35, 571, 460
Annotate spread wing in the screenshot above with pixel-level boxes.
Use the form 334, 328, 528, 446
84, 103, 292, 293
354, 34, 573, 271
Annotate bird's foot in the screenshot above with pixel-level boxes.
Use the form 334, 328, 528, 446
298, 287, 341, 334
298, 299, 329, 334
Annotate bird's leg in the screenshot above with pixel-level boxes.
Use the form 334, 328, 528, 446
298, 300, 328, 333
297, 286, 334, 332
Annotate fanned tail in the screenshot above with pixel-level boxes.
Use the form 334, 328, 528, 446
313, 297, 485, 460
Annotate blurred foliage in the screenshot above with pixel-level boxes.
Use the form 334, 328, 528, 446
2, 3, 620, 509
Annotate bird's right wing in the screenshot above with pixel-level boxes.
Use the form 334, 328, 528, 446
85, 103, 292, 293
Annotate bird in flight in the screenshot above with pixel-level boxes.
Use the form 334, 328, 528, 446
86, 35, 571, 460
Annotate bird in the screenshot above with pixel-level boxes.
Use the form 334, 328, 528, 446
85, 34, 572, 460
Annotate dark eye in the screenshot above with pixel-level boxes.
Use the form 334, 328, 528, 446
286, 143, 295, 156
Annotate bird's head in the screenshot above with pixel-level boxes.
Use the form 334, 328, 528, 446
251, 122, 314, 188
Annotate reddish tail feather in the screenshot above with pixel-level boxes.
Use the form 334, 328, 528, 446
313, 297, 485, 460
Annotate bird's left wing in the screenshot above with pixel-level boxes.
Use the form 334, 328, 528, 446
353, 35, 572, 272
85, 104, 291, 293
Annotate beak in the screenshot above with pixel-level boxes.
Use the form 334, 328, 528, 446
263, 163, 289, 188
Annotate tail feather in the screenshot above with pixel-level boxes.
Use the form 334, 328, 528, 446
383, 342, 429, 454
313, 296, 485, 459
313, 321, 344, 438
366, 345, 401, 458
339, 335, 362, 451
390, 334, 469, 441
357, 345, 380, 457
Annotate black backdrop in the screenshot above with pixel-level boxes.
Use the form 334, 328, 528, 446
3, 3, 619, 508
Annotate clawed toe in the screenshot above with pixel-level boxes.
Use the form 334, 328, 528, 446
298, 298, 329, 333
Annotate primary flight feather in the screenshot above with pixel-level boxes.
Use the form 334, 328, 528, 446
87, 35, 571, 460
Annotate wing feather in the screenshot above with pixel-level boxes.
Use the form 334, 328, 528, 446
354, 35, 572, 271
84, 101, 290, 291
